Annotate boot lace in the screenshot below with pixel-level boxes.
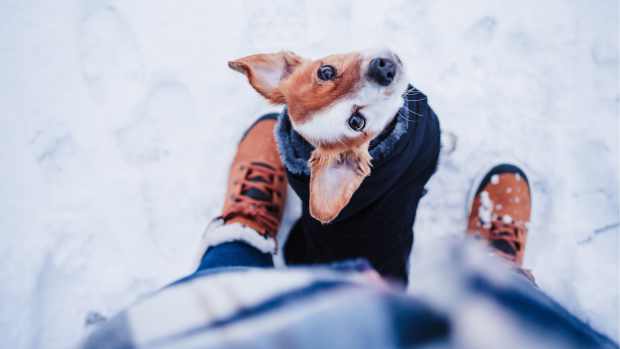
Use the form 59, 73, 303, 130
222, 162, 283, 235
485, 217, 526, 263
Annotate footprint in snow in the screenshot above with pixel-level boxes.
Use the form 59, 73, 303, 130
115, 80, 202, 261
116, 81, 196, 166
78, 4, 145, 108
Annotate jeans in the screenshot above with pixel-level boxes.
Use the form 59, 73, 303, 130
169, 241, 272, 287
197, 241, 274, 269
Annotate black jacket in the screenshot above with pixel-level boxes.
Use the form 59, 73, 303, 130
276, 85, 441, 283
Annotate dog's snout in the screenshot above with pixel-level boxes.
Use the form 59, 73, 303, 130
368, 57, 397, 86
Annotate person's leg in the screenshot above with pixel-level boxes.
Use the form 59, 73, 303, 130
197, 241, 273, 269
469, 267, 618, 348
462, 163, 617, 347
176, 114, 287, 284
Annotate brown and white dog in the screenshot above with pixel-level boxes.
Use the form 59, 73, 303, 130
229, 49, 409, 224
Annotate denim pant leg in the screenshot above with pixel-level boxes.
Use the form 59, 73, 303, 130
171, 241, 274, 287
196, 241, 274, 270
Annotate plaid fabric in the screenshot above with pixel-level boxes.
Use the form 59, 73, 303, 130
79, 244, 617, 349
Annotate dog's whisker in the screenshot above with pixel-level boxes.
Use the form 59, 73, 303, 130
404, 104, 422, 116
401, 90, 422, 98
402, 93, 422, 98
401, 91, 427, 102
402, 97, 427, 102
397, 104, 422, 121
397, 110, 419, 122
402, 88, 421, 94
402, 95, 422, 100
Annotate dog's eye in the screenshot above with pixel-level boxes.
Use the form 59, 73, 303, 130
317, 65, 337, 81
348, 113, 366, 132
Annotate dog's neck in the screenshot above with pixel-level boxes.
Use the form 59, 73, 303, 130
370, 114, 398, 148
275, 85, 417, 176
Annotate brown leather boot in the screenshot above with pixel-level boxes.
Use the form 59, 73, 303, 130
466, 164, 534, 280
202, 114, 287, 254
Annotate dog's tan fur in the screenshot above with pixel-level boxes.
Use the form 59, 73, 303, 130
229, 50, 401, 223
279, 53, 362, 125
308, 143, 372, 223
228, 51, 304, 104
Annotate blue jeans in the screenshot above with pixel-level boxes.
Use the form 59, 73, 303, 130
196, 241, 274, 269
169, 242, 273, 286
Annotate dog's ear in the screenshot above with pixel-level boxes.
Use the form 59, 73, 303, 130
308, 144, 372, 224
228, 51, 305, 104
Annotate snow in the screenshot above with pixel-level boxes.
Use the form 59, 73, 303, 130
490, 174, 500, 185
201, 220, 278, 255
478, 191, 494, 225
0, 0, 618, 348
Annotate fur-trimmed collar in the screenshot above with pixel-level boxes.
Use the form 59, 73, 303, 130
275, 85, 419, 176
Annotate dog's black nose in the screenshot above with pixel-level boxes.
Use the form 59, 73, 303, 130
368, 57, 397, 86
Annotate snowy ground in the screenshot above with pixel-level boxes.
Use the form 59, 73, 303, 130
1, 0, 618, 348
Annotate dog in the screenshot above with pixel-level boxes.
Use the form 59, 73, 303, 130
229, 49, 441, 283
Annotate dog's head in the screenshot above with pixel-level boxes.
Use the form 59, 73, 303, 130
229, 49, 408, 223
